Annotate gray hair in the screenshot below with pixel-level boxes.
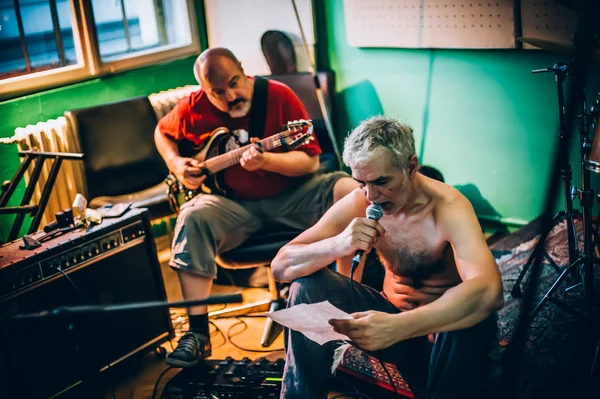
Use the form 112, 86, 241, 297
342, 116, 415, 170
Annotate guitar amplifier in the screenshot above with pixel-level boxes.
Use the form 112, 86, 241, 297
0, 208, 173, 399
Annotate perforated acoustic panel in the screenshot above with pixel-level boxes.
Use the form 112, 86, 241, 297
520, 1, 578, 50
344, 0, 515, 49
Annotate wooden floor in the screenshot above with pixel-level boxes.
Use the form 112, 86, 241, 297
101, 239, 286, 399
99, 238, 379, 399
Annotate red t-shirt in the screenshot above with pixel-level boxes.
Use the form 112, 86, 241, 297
158, 78, 322, 200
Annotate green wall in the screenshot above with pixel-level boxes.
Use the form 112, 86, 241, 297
320, 0, 600, 227
0, 1, 207, 243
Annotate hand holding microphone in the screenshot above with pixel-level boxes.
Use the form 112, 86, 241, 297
341, 203, 384, 275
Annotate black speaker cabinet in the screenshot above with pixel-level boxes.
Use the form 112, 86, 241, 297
0, 208, 173, 398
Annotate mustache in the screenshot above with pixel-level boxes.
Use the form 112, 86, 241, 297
228, 98, 245, 109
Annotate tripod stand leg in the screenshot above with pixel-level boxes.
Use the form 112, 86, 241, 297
530, 259, 581, 319
587, 338, 600, 397
544, 252, 563, 274
511, 249, 537, 298
511, 212, 567, 298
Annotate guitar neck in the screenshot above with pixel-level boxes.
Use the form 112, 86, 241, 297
203, 130, 290, 173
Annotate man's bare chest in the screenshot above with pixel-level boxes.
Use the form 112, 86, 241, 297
375, 220, 449, 278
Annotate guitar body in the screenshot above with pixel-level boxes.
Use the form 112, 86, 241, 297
190, 128, 233, 198
168, 128, 234, 206
165, 120, 314, 210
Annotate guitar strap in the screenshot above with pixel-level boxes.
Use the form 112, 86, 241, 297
248, 76, 269, 138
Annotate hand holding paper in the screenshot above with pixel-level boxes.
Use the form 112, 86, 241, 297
267, 300, 352, 345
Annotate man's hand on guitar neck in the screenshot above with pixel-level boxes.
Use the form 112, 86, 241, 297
240, 137, 269, 172
171, 156, 206, 190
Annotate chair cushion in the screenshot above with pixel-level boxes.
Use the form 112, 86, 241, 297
217, 226, 303, 269
89, 182, 174, 219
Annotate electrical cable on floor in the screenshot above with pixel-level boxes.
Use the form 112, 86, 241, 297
208, 320, 226, 349
151, 366, 172, 399
226, 317, 284, 353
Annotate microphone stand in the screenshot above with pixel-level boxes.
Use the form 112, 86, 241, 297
511, 62, 580, 298
0, 293, 243, 322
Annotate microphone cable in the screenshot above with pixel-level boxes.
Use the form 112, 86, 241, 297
346, 203, 399, 395
348, 254, 399, 396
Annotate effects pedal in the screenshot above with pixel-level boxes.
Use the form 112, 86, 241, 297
161, 356, 284, 399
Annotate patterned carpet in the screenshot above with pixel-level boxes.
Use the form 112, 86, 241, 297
487, 217, 600, 398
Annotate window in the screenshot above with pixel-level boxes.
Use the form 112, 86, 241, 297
91, 0, 193, 62
0, 0, 77, 78
0, 0, 199, 99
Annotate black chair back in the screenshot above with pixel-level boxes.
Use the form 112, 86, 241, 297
266, 71, 340, 172
64, 97, 169, 200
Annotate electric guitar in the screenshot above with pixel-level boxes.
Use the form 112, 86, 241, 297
165, 120, 314, 208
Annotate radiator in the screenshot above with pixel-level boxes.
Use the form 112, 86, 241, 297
149, 85, 199, 119
13, 117, 86, 228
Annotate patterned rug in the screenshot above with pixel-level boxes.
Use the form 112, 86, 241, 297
488, 217, 600, 398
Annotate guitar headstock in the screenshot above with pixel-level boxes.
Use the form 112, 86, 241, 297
284, 119, 314, 149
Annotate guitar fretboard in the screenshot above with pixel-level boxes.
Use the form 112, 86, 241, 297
202, 128, 303, 173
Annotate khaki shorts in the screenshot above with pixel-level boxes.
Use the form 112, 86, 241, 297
169, 171, 350, 278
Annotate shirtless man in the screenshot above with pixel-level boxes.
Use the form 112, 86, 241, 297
271, 116, 504, 399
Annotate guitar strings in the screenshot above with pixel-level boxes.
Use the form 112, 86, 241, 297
202, 127, 307, 172
203, 140, 286, 172
203, 133, 284, 169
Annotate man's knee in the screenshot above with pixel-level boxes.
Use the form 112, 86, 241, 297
333, 177, 359, 203
287, 268, 347, 305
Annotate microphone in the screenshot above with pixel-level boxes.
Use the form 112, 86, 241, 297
350, 203, 384, 274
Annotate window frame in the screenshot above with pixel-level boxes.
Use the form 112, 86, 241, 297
0, 0, 201, 100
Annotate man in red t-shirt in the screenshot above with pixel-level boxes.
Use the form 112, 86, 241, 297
154, 48, 357, 367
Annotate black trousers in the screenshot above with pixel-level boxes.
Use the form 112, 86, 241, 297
280, 268, 498, 399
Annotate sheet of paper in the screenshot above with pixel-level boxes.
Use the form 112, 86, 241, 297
267, 300, 352, 345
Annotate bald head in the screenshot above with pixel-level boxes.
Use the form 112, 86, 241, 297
193, 47, 253, 118
194, 47, 243, 84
